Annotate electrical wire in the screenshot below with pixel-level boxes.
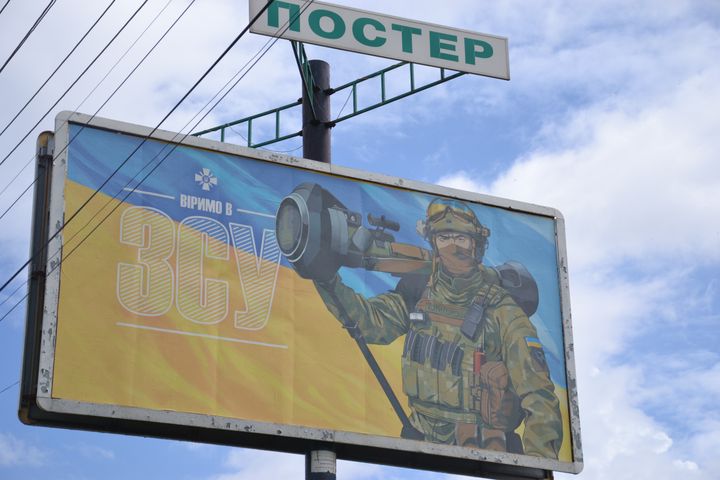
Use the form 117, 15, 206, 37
55, 2, 313, 278
55, 0, 314, 258
0, 0, 151, 169
0, 0, 118, 139
0, 178, 32, 221
0, 0, 10, 17
0, 291, 25, 323
15, 0, 195, 228
335, 87, 354, 121
0, 380, 19, 395
228, 124, 302, 154
0, 0, 175, 207
0, 276, 24, 310
0, 0, 56, 75
0, 0, 315, 323
0, 0, 193, 305
0, 0, 196, 311
72, 0, 175, 122
0, 0, 281, 298
263, 143, 303, 153
0, 157, 32, 199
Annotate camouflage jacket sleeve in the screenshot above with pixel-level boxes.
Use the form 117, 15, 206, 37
313, 274, 410, 345
494, 297, 563, 458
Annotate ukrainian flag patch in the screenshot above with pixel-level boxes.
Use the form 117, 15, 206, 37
525, 336, 548, 372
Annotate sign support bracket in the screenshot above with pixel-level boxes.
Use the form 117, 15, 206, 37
191, 61, 464, 149
292, 41, 318, 121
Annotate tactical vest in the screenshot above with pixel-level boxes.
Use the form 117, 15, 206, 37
401, 280, 525, 444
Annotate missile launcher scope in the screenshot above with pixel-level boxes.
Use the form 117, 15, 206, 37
275, 183, 432, 282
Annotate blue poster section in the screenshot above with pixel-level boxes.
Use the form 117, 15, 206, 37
66, 123, 567, 387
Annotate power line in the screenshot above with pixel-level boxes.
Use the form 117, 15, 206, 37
72, 0, 175, 121
43, 13, 312, 323
0, 291, 24, 323
55, 0, 315, 262
0, 0, 191, 226
0, 0, 280, 297
0, 275, 25, 310
0, 1, 314, 326
0, 156, 32, 199
0, 0, 10, 17
228, 124, 302, 154
0, 0, 118, 139
0, 380, 19, 396
335, 87, 354, 121
0, 178, 32, 221
0, 0, 175, 209
0, 4, 199, 317
0, 0, 56, 75
0, 0, 292, 321
0, 0, 151, 169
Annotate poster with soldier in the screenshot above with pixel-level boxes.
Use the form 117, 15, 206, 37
26, 113, 581, 477
277, 183, 565, 459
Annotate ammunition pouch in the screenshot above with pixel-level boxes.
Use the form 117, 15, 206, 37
401, 331, 464, 408
473, 361, 524, 431
403, 330, 464, 375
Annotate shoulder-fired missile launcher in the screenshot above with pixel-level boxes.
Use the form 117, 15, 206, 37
275, 183, 538, 316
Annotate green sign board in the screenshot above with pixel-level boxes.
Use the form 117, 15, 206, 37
249, 0, 510, 79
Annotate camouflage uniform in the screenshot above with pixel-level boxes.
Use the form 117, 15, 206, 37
313, 201, 563, 458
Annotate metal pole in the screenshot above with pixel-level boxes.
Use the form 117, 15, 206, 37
302, 59, 331, 164
306, 449, 337, 480
20, 132, 54, 413
302, 58, 335, 479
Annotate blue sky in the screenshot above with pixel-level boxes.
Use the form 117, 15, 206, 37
1, 0, 719, 479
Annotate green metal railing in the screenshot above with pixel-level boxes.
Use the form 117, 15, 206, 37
193, 99, 303, 148
192, 60, 465, 149
331, 61, 464, 125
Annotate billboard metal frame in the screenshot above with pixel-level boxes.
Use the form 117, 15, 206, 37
21, 111, 582, 479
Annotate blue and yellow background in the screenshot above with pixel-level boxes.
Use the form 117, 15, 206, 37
52, 124, 572, 461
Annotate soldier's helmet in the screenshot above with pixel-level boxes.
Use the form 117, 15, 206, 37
419, 198, 490, 259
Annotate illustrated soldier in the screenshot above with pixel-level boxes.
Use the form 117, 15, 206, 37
311, 198, 563, 458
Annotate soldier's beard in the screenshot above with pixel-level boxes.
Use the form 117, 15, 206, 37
437, 244, 477, 276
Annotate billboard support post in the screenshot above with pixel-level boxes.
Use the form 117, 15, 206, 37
307, 449, 337, 480
302, 57, 335, 478
302, 59, 331, 164
301, 58, 427, 478
20, 132, 54, 419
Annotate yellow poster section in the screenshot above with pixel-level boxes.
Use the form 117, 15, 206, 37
53, 179, 572, 462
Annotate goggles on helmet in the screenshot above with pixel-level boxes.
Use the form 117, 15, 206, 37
427, 198, 478, 225
424, 198, 490, 240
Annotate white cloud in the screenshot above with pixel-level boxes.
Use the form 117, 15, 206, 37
0, 432, 46, 467
209, 449, 390, 480
440, 64, 720, 271
562, 365, 706, 480
210, 450, 303, 480
438, 5, 720, 479
67, 443, 115, 460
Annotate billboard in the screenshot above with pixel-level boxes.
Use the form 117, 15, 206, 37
21, 112, 581, 478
